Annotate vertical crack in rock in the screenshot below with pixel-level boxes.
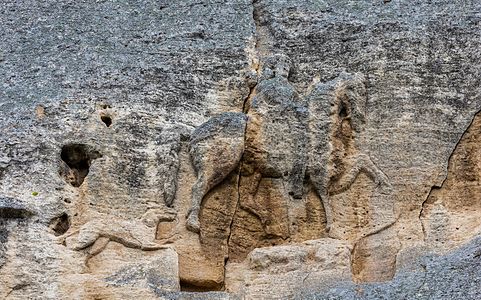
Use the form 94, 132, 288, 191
224, 0, 263, 283
251, 0, 261, 58
419, 108, 481, 241
251, 0, 271, 58
242, 0, 263, 114
242, 67, 259, 114
420, 186, 441, 241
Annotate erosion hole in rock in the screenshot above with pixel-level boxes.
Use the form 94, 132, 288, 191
100, 114, 112, 127
60, 144, 102, 187
339, 102, 348, 118
180, 280, 223, 292
50, 213, 70, 236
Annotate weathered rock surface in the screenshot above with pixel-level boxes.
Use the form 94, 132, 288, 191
226, 238, 353, 299
300, 236, 481, 300
1, 0, 481, 299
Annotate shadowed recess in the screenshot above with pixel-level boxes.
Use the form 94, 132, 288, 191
60, 144, 102, 187
0, 197, 34, 219
180, 280, 223, 292
101, 114, 113, 127
50, 213, 70, 236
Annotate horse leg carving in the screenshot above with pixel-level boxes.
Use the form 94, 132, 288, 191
330, 154, 392, 195
309, 166, 334, 234
288, 107, 309, 199
186, 174, 209, 233
186, 112, 248, 233
186, 146, 244, 233
357, 154, 391, 190
238, 171, 264, 223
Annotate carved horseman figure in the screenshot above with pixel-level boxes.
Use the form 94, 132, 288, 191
186, 55, 308, 233
238, 55, 308, 224
185, 56, 390, 234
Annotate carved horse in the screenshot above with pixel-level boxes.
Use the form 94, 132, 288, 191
186, 71, 391, 234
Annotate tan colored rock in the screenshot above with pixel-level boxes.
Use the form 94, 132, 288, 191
225, 238, 352, 299
1, 1, 481, 298
421, 112, 481, 249
59, 245, 179, 300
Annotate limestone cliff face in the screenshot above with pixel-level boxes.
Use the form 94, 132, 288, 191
1, 1, 480, 299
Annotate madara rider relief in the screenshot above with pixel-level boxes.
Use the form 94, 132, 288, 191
186, 54, 392, 236
57, 55, 396, 291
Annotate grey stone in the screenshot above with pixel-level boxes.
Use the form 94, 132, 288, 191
1, 0, 481, 299
297, 235, 481, 300
0, 197, 34, 219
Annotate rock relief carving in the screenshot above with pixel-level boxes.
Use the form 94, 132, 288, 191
58, 208, 176, 259
56, 126, 182, 257
186, 55, 391, 235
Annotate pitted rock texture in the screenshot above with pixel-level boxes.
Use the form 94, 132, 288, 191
1, 0, 481, 299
